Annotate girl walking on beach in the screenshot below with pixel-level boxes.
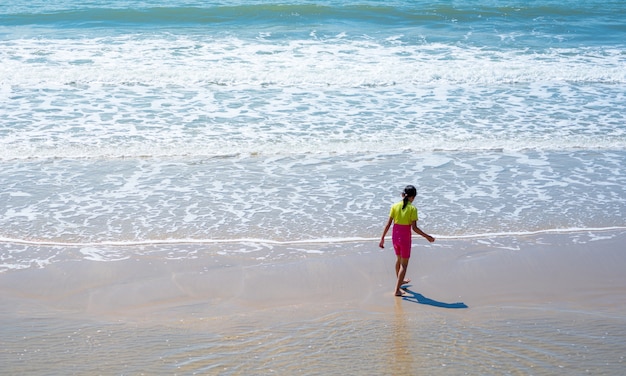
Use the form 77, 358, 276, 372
379, 185, 435, 296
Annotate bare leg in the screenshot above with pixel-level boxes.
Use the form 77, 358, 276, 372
395, 255, 411, 286
395, 255, 401, 278
395, 258, 410, 296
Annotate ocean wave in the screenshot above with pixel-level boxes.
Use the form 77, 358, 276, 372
1, 33, 624, 88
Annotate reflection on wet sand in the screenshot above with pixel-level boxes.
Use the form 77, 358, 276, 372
391, 297, 413, 374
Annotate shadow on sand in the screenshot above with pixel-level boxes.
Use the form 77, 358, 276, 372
401, 286, 468, 309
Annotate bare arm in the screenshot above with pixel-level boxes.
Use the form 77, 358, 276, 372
412, 222, 435, 243
379, 217, 393, 248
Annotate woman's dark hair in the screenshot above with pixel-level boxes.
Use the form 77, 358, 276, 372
402, 185, 417, 209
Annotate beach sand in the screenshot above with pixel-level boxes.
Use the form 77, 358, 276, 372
1, 231, 625, 374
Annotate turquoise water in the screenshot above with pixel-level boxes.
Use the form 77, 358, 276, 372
1, 0, 626, 268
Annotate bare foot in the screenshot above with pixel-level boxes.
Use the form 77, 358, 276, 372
402, 279, 411, 286
394, 290, 406, 297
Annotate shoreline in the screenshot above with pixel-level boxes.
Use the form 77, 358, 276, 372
1, 230, 625, 321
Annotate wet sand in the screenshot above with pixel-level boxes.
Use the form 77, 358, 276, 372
1, 231, 625, 374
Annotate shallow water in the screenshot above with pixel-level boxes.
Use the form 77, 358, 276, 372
1, 149, 625, 271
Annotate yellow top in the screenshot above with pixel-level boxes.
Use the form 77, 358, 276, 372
389, 200, 418, 225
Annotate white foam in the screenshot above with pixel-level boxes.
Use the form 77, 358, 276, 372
2, 47, 625, 161
2, 36, 624, 87
9, 192, 32, 197
1, 88, 624, 162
